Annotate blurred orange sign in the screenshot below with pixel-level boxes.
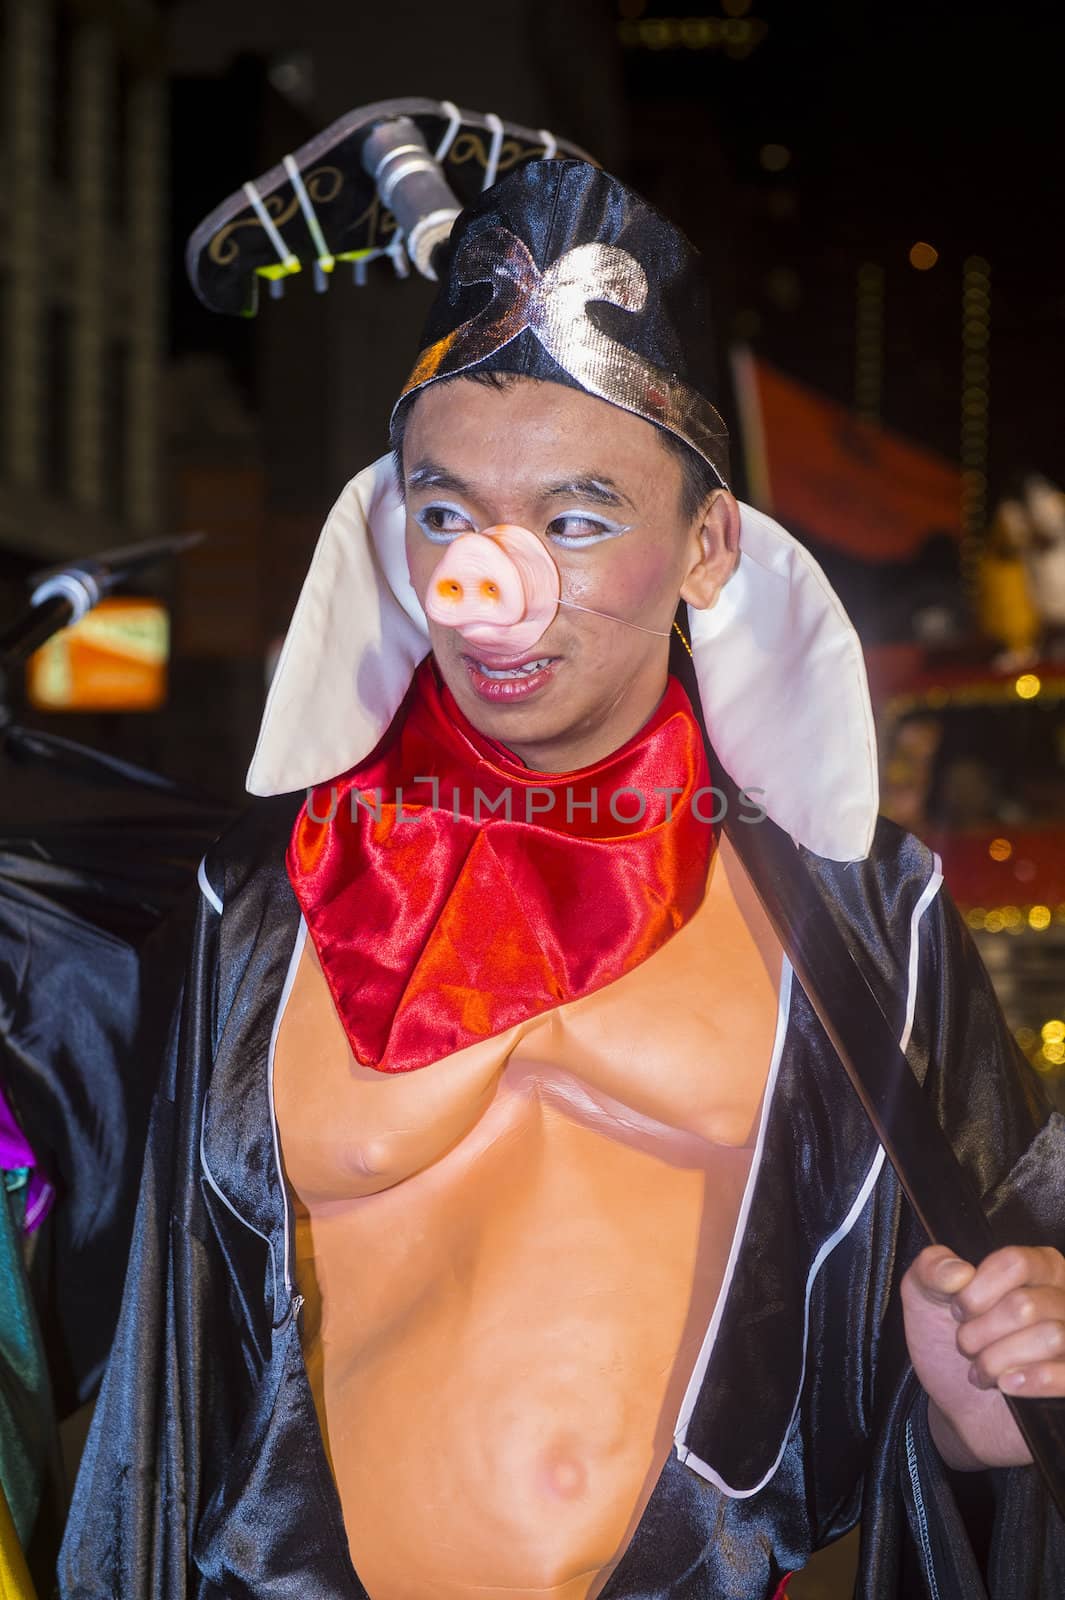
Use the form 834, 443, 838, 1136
26, 596, 169, 712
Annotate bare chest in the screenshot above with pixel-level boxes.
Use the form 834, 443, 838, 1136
275, 836, 784, 1205
272, 837, 786, 1599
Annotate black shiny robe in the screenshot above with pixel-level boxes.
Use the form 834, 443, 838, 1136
57, 796, 1065, 1599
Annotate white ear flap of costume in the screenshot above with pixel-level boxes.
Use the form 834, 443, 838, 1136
248, 458, 879, 862
689, 503, 879, 862
246, 457, 429, 797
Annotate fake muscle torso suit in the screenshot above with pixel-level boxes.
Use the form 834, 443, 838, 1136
60, 160, 1065, 1599
276, 657, 781, 1600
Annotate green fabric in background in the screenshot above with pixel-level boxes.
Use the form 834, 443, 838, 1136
0, 1173, 54, 1551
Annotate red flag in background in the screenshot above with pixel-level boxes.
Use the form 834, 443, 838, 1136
733, 350, 962, 562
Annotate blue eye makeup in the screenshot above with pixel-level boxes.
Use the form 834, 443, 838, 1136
547, 514, 633, 548
413, 504, 633, 548
414, 503, 475, 543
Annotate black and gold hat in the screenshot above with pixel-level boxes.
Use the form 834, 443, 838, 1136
395, 159, 730, 488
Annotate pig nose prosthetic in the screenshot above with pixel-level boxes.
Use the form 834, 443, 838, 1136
424, 523, 671, 653
426, 524, 559, 658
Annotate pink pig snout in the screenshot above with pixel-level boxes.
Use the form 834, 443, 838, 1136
424, 524, 560, 658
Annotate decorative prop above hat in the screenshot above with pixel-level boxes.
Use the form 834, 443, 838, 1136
185, 98, 592, 313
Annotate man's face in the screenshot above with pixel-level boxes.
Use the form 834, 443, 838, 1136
402, 376, 732, 771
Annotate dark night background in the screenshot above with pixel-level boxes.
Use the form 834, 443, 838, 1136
169, 0, 1065, 486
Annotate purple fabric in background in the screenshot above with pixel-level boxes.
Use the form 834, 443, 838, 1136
0, 1082, 54, 1233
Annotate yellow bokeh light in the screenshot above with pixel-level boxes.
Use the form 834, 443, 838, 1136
988, 838, 1012, 861
1041, 1019, 1065, 1044
1041, 1042, 1065, 1068
759, 143, 791, 173
1015, 673, 1041, 699
1029, 905, 1052, 930
1015, 1027, 1037, 1051
909, 241, 939, 271
983, 910, 1005, 933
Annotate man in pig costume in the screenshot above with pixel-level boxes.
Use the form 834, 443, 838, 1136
60, 161, 1065, 1599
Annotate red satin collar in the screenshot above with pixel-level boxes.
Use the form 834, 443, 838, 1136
287, 659, 714, 1073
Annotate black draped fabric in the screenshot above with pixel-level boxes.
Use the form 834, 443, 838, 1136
57, 795, 1065, 1599
0, 721, 228, 943
0, 724, 230, 1412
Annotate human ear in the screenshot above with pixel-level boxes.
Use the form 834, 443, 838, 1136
679, 490, 741, 610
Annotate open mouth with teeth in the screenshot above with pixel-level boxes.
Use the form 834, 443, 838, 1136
462, 653, 560, 702
477, 657, 553, 679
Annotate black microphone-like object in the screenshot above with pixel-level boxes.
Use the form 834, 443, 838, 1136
0, 532, 204, 666
361, 116, 462, 281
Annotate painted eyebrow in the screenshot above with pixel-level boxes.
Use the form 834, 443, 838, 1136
406, 460, 474, 495
406, 462, 634, 513
542, 477, 633, 511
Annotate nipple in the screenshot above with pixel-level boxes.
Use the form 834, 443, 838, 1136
542, 1454, 587, 1500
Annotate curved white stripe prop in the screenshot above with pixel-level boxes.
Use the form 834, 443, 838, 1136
247, 456, 878, 862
